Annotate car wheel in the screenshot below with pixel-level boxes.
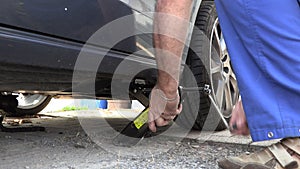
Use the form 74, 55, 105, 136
7, 94, 52, 116
176, 1, 239, 131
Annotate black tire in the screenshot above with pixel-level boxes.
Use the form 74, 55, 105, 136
7, 95, 52, 117
175, 1, 239, 131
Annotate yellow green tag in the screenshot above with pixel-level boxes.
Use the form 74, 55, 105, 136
133, 108, 149, 129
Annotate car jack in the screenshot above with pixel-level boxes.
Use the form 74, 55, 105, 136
113, 84, 229, 147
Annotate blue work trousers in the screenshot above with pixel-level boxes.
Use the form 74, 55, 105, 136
215, 0, 300, 141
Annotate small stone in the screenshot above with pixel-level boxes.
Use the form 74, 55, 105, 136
74, 143, 86, 149
51, 164, 58, 168
200, 164, 207, 168
191, 145, 200, 148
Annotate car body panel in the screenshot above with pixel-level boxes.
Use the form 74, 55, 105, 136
0, 0, 202, 98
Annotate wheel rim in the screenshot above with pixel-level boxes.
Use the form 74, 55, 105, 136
209, 18, 239, 118
16, 94, 48, 109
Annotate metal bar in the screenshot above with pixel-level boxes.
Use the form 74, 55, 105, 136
208, 94, 229, 129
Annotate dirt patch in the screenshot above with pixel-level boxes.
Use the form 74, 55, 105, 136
0, 112, 262, 169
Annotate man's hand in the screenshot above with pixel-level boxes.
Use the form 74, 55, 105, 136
229, 100, 250, 135
148, 86, 182, 132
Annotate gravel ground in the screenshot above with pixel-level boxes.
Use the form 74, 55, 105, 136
114, 140, 262, 169
0, 113, 262, 169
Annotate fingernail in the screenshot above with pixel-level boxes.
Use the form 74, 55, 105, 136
232, 123, 238, 130
230, 123, 238, 131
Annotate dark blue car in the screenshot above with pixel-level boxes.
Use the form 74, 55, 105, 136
0, 0, 238, 131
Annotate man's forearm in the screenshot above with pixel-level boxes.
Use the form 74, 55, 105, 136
154, 0, 193, 97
